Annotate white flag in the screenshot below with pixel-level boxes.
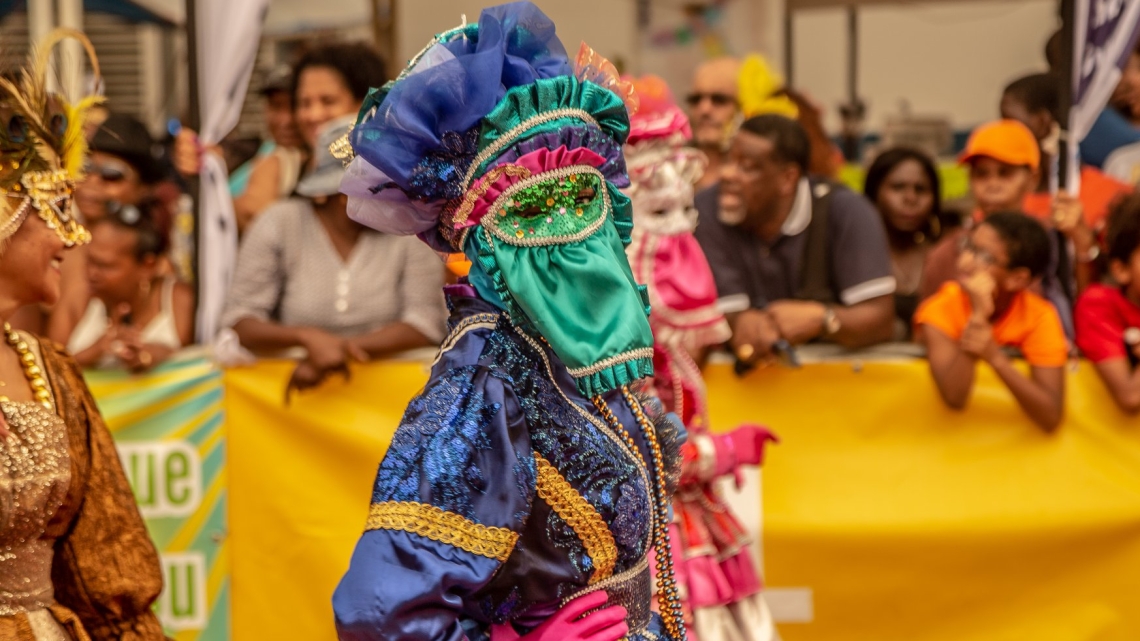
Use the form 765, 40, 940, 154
194, 0, 270, 344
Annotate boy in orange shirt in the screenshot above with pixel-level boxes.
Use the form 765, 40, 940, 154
920, 120, 1041, 297
916, 212, 1067, 431
921, 120, 1081, 339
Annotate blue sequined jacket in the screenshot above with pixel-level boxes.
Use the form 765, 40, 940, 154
334, 291, 684, 641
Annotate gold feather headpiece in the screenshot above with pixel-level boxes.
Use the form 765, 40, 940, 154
0, 28, 103, 247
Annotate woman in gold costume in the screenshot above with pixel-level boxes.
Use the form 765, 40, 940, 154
0, 31, 166, 641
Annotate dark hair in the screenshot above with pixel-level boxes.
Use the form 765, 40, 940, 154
739, 114, 810, 175
291, 43, 387, 105
90, 199, 169, 261
1003, 73, 1061, 122
1106, 191, 1140, 265
1045, 30, 1062, 71
89, 113, 169, 184
864, 146, 943, 216
982, 211, 1052, 278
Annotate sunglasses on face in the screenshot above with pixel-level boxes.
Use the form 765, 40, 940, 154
685, 92, 735, 108
84, 160, 135, 183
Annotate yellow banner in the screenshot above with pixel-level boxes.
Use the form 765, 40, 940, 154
225, 357, 1140, 641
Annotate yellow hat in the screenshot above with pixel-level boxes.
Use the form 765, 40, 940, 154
737, 54, 798, 120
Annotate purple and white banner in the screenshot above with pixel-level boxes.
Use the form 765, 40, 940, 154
1067, 0, 1140, 189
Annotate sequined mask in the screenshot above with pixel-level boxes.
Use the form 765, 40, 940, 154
465, 168, 655, 397
0, 170, 88, 247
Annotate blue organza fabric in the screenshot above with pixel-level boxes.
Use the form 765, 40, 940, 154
347, 2, 571, 210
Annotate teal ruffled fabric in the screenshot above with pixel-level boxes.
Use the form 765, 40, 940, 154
574, 353, 655, 398
465, 216, 655, 397
474, 77, 630, 172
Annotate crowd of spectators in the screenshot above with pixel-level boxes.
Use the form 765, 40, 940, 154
13, 30, 1140, 428
685, 34, 1140, 428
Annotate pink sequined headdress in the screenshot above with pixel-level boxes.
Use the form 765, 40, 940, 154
623, 76, 730, 425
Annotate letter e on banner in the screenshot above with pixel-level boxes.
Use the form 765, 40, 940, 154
118, 441, 203, 519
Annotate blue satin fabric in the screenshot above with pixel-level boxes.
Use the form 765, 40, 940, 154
333, 292, 683, 641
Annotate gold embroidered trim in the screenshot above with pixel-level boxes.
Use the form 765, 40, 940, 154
365, 501, 519, 562
329, 127, 356, 165
534, 453, 618, 584
450, 164, 533, 228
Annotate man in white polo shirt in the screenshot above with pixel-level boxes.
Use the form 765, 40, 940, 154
694, 114, 897, 364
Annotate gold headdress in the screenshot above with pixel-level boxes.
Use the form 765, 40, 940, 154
0, 28, 103, 248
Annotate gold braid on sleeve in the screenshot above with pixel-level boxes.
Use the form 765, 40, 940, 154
534, 453, 618, 584
366, 501, 520, 562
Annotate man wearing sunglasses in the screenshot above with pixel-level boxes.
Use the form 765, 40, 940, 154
687, 57, 742, 191
694, 114, 897, 368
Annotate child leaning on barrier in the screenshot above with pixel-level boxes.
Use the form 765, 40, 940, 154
915, 212, 1067, 431
1075, 193, 1140, 414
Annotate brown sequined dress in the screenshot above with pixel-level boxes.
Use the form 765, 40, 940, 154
0, 333, 166, 641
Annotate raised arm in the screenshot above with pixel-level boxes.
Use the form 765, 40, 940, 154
918, 323, 978, 410
987, 353, 1065, 431
1088, 358, 1140, 414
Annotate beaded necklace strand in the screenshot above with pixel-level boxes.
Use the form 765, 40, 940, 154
593, 388, 687, 641
0, 324, 52, 409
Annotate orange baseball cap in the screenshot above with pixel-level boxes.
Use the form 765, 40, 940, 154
959, 119, 1041, 171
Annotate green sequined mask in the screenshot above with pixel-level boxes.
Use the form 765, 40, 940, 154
466, 168, 654, 397
483, 170, 605, 245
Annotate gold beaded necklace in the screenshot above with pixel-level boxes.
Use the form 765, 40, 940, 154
0, 323, 53, 410
592, 387, 688, 641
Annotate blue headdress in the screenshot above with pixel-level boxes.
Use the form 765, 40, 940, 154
337, 0, 638, 252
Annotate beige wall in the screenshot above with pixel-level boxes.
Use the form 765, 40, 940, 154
386, 0, 1058, 133
793, 0, 1057, 131
396, 0, 637, 73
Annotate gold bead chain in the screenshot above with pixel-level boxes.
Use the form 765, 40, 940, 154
592, 389, 687, 641
1, 324, 52, 410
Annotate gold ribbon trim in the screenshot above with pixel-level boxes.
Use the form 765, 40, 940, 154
366, 501, 519, 562
449, 164, 532, 228
534, 453, 618, 584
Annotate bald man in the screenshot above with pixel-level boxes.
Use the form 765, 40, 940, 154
688, 57, 741, 190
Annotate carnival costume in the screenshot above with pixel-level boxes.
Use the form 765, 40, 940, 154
624, 76, 777, 641
333, 4, 686, 640
0, 31, 166, 641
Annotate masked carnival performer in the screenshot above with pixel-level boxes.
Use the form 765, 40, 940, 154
331, 4, 687, 640
0, 31, 166, 641
624, 76, 777, 641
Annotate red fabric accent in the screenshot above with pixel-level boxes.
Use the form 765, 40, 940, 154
456, 146, 607, 229
1075, 284, 1140, 363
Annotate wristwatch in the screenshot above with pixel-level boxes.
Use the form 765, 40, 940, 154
822, 305, 841, 337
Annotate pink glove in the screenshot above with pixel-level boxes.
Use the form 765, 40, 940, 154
712, 424, 779, 487
489, 591, 628, 641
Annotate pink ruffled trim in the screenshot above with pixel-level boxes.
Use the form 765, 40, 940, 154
653, 526, 762, 609
628, 105, 692, 145
684, 555, 737, 608
717, 551, 763, 598
456, 146, 607, 229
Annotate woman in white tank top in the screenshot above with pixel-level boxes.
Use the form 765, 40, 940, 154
69, 201, 194, 371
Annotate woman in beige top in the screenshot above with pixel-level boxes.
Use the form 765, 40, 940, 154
222, 44, 447, 398
0, 31, 166, 640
